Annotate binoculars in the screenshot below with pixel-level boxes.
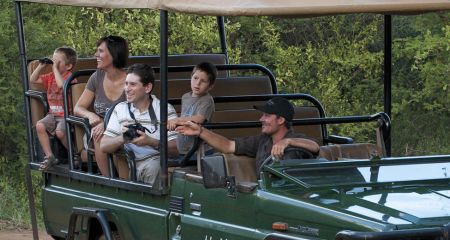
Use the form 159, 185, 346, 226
38, 57, 53, 64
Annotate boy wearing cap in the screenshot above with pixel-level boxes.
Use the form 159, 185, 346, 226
175, 97, 319, 172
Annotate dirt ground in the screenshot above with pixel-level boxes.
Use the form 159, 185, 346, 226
0, 221, 51, 240
0, 230, 53, 240
0, 230, 51, 240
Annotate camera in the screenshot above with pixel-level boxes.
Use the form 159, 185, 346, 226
39, 57, 53, 64
123, 123, 147, 142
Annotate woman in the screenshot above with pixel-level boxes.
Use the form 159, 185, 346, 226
74, 35, 128, 176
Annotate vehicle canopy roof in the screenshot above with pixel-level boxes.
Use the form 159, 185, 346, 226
15, 0, 450, 16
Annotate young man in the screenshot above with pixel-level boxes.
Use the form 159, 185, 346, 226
30, 46, 77, 170
167, 62, 217, 156
176, 97, 320, 172
100, 63, 178, 185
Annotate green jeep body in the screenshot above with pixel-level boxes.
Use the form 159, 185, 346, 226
40, 154, 450, 239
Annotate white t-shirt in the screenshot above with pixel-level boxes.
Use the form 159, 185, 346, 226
104, 95, 178, 161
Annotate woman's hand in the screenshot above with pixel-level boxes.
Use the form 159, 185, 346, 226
91, 123, 104, 142
87, 113, 102, 127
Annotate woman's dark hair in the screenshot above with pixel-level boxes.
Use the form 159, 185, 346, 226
127, 63, 155, 86
96, 35, 129, 69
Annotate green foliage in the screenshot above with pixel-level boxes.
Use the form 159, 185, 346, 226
0, 2, 448, 230
391, 12, 450, 155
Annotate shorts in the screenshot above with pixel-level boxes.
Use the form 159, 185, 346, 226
37, 113, 65, 135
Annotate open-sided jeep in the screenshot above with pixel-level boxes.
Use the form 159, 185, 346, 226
15, 0, 450, 239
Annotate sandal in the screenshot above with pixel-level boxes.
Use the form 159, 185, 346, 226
39, 155, 59, 171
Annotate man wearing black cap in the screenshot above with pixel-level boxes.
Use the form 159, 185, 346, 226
175, 97, 320, 172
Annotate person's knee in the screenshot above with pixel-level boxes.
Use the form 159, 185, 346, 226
55, 129, 65, 139
36, 122, 47, 133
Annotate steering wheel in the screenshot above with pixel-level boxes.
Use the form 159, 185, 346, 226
283, 147, 315, 160
258, 147, 316, 174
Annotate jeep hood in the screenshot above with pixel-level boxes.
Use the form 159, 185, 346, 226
266, 156, 450, 228
312, 187, 450, 227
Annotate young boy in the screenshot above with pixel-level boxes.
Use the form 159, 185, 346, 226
167, 62, 217, 156
30, 46, 77, 170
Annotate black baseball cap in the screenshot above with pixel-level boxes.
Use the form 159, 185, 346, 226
254, 97, 294, 122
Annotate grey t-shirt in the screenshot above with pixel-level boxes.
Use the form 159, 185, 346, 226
86, 70, 126, 118
177, 92, 214, 154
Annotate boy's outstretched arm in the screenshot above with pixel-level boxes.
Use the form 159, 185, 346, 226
167, 115, 206, 131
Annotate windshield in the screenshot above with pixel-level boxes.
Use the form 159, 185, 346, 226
282, 161, 450, 188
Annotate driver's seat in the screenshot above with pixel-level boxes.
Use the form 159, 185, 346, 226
223, 153, 257, 183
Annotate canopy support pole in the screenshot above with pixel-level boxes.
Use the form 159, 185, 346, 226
383, 15, 392, 156
217, 16, 228, 64
15, 2, 39, 240
160, 10, 169, 191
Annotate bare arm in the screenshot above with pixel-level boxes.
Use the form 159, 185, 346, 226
176, 121, 235, 154
74, 89, 102, 126
100, 134, 125, 153
271, 138, 320, 159
52, 59, 65, 88
167, 115, 207, 130
29, 63, 46, 84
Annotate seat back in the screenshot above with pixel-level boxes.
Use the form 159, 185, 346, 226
223, 153, 257, 183
152, 75, 275, 112
293, 106, 323, 145
211, 106, 323, 144
28, 60, 48, 126
71, 82, 90, 156
318, 143, 383, 161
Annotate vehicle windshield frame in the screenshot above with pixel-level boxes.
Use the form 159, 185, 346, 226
264, 155, 450, 190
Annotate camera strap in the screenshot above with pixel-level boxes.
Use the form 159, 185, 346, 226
127, 99, 158, 134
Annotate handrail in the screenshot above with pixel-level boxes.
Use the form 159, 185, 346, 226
63, 70, 96, 170
169, 93, 327, 137
152, 64, 278, 93
204, 112, 390, 145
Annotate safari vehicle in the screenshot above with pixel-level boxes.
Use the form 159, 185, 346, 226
15, 0, 450, 239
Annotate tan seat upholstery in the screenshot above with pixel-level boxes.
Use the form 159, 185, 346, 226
151, 76, 275, 112
223, 153, 257, 183
211, 106, 322, 144
28, 60, 48, 126
70, 83, 90, 160
319, 143, 383, 161
293, 106, 322, 145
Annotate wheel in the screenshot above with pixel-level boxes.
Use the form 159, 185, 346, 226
258, 147, 316, 174
283, 147, 315, 160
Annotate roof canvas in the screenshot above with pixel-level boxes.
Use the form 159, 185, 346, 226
16, 0, 450, 16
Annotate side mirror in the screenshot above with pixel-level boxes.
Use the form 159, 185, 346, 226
201, 155, 227, 188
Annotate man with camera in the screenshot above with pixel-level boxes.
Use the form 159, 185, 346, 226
100, 64, 178, 185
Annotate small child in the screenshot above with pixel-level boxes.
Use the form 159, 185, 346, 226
168, 62, 217, 156
30, 46, 77, 170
